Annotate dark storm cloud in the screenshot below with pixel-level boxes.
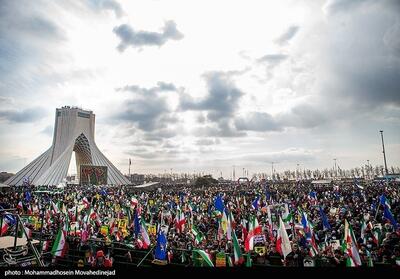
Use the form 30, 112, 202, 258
86, 0, 124, 18
113, 20, 184, 52
234, 112, 283, 132
274, 25, 300, 45
0, 108, 46, 123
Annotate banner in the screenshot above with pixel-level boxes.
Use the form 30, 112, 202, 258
80, 165, 108, 185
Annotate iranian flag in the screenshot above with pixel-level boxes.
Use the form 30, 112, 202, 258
361, 221, 367, 243
17, 201, 23, 210
372, 225, 382, 246
308, 235, 319, 257
82, 197, 90, 209
63, 214, 70, 232
229, 211, 236, 228
131, 197, 138, 208
42, 240, 50, 252
51, 201, 60, 215
1, 218, 9, 236
191, 225, 204, 244
89, 207, 97, 220
226, 212, 232, 241
193, 249, 214, 267
140, 218, 151, 249
24, 226, 32, 238
245, 216, 261, 252
344, 219, 362, 267
232, 229, 244, 265
175, 206, 185, 233
51, 229, 67, 257
276, 216, 292, 259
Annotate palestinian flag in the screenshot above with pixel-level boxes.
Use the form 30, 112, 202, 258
191, 225, 204, 244
193, 249, 214, 267
232, 229, 244, 265
51, 229, 67, 257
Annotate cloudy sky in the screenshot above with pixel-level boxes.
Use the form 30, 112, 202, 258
0, 0, 399, 178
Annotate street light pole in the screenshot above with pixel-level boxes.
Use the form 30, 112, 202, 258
379, 130, 389, 175
271, 162, 274, 180
333, 159, 337, 179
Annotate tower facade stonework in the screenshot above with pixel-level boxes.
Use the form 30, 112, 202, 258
5, 106, 130, 186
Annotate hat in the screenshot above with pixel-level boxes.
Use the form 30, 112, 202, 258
97, 250, 104, 257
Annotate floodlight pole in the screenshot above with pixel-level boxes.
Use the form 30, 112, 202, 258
379, 131, 388, 175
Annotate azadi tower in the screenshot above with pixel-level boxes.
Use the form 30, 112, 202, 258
5, 106, 130, 186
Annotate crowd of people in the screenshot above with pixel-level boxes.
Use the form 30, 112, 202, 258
0, 178, 399, 267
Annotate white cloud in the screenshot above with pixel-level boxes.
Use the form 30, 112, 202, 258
0, 0, 399, 177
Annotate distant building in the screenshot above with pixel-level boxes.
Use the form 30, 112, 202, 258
130, 173, 145, 185
0, 172, 14, 183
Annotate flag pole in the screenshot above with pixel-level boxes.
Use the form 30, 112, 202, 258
374, 201, 380, 221
137, 245, 155, 267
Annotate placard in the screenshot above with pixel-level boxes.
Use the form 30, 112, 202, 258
117, 218, 128, 229
215, 252, 226, 267
147, 224, 157, 235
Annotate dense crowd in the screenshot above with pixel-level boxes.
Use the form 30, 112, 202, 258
0, 179, 399, 267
